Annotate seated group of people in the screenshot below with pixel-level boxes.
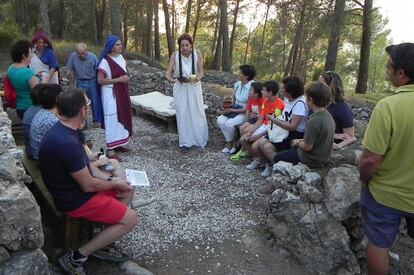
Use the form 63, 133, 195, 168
21, 85, 136, 275
217, 65, 356, 179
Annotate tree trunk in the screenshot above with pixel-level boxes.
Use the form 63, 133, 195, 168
145, 0, 153, 58
172, 0, 176, 42
219, 0, 230, 72
185, 0, 192, 33
257, 0, 271, 66
55, 0, 65, 39
192, 0, 203, 41
89, 0, 98, 45
39, 0, 51, 37
213, 26, 222, 70
355, 0, 373, 94
324, 0, 346, 71
211, 4, 220, 53
122, 0, 129, 47
162, 0, 175, 57
96, 0, 106, 43
229, 0, 241, 67
110, 0, 122, 39
154, 0, 161, 60
14, 0, 30, 34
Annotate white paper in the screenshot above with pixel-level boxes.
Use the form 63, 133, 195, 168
125, 169, 150, 186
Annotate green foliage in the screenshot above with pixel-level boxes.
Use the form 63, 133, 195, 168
0, 20, 21, 48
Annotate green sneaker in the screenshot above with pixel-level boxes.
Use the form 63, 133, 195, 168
230, 150, 251, 161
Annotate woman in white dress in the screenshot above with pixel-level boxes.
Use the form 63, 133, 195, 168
166, 33, 208, 151
30, 32, 59, 84
97, 35, 132, 160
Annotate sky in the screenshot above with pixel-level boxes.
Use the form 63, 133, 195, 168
375, 0, 414, 43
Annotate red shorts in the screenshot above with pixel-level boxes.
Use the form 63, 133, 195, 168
66, 190, 127, 224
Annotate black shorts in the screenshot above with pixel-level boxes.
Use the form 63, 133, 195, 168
266, 131, 304, 151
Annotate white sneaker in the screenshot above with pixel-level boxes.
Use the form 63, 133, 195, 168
246, 159, 262, 170
221, 147, 231, 154
260, 165, 272, 177
229, 147, 237, 154
131, 196, 156, 208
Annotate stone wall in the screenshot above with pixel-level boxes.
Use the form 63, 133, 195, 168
0, 101, 50, 274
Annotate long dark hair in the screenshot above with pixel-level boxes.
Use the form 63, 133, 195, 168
320, 71, 344, 103
177, 33, 195, 79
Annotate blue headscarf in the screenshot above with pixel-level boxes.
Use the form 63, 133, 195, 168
97, 35, 120, 66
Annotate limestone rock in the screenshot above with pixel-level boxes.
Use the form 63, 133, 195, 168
2, 249, 50, 275
0, 184, 44, 251
268, 188, 360, 274
0, 245, 10, 265
285, 163, 310, 181
120, 260, 153, 275
271, 173, 295, 192
272, 161, 294, 176
0, 127, 16, 150
301, 172, 321, 187
0, 112, 11, 128
297, 180, 323, 203
0, 152, 17, 182
324, 165, 360, 221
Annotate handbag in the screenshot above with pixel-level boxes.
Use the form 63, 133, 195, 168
267, 115, 289, 143
3, 75, 16, 108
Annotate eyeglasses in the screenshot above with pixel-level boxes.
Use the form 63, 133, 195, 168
86, 99, 91, 106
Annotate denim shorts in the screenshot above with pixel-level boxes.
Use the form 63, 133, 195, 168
360, 186, 414, 248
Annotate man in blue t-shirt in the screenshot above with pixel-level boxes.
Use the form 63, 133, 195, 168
38, 88, 136, 275
67, 43, 102, 126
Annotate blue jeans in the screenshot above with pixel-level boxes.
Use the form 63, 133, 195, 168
273, 146, 300, 164
77, 79, 102, 123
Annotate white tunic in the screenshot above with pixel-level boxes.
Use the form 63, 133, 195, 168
98, 54, 130, 149
173, 51, 208, 148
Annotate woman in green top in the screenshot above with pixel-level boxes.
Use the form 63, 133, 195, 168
7, 40, 39, 119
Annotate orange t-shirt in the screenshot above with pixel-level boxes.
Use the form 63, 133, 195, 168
260, 98, 285, 125
246, 97, 263, 114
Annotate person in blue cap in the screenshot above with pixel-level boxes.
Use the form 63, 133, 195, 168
97, 35, 132, 160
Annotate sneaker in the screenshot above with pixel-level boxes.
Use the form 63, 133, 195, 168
180, 146, 191, 153
230, 150, 251, 161
246, 159, 262, 170
131, 196, 156, 208
229, 147, 237, 154
59, 250, 87, 275
261, 165, 272, 177
91, 245, 129, 262
221, 147, 231, 154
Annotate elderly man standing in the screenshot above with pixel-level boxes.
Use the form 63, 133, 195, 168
67, 43, 102, 127
359, 43, 414, 275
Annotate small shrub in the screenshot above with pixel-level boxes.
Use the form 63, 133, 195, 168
0, 21, 21, 49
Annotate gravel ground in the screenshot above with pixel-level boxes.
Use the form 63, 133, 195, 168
83, 113, 308, 274
84, 114, 270, 257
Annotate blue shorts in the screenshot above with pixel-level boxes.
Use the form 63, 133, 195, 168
360, 187, 414, 248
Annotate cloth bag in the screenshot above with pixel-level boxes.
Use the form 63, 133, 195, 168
267, 115, 289, 143
3, 75, 16, 108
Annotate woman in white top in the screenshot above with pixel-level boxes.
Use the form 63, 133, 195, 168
217, 65, 256, 154
249, 76, 308, 177
166, 33, 208, 152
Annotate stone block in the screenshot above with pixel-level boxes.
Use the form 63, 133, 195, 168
2, 249, 50, 275
0, 184, 44, 251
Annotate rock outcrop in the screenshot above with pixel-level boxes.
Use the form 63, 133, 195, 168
266, 162, 364, 274
0, 99, 49, 274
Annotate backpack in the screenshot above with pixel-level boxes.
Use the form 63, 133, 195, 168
3, 75, 16, 108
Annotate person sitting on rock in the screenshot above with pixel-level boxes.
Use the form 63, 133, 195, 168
273, 81, 335, 167
242, 81, 285, 166
22, 84, 42, 159
319, 71, 356, 150
217, 64, 256, 154
230, 81, 264, 161
247, 76, 308, 177
38, 88, 137, 275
